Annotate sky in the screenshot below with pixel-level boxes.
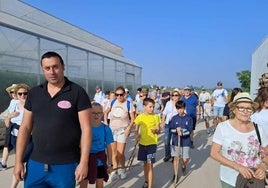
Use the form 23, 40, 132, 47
21, 0, 268, 89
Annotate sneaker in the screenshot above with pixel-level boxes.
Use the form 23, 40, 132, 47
171, 174, 179, 183
190, 141, 194, 149
182, 165, 186, 175
120, 169, 127, 180
0, 162, 7, 171
206, 128, 210, 134
108, 171, 118, 182
142, 181, 148, 188
163, 156, 171, 162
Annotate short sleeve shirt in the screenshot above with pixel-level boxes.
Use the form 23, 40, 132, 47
24, 78, 91, 164
212, 120, 268, 186
134, 113, 161, 145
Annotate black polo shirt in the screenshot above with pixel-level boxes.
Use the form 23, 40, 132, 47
24, 78, 91, 164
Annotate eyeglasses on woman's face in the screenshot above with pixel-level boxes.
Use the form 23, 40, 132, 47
235, 106, 253, 113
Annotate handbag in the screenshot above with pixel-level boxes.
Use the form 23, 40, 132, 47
235, 123, 265, 188
235, 172, 265, 188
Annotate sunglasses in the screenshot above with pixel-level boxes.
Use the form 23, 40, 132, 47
115, 93, 124, 97
172, 94, 179, 97
10, 91, 14, 94
18, 92, 28, 96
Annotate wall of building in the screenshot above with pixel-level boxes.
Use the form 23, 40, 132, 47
251, 36, 268, 97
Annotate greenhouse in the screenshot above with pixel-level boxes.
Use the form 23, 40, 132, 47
0, 0, 141, 111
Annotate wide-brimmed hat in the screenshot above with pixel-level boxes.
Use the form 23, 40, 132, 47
6, 84, 17, 94
228, 92, 259, 110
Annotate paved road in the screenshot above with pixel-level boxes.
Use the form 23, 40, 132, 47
0, 120, 221, 188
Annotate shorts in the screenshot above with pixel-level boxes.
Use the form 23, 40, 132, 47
203, 115, 210, 121
171, 146, 190, 159
137, 144, 157, 163
96, 166, 105, 179
213, 106, 224, 117
112, 127, 127, 143
25, 159, 77, 188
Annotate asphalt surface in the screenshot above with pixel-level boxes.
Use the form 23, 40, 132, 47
0, 120, 221, 188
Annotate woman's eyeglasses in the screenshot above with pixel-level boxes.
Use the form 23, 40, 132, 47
236, 106, 253, 113
10, 91, 14, 94
115, 93, 124, 97
17, 92, 28, 96
172, 94, 179, 97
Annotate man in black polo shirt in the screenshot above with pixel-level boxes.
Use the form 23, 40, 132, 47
14, 51, 92, 187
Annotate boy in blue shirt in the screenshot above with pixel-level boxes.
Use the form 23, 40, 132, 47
80, 103, 114, 188
169, 100, 193, 182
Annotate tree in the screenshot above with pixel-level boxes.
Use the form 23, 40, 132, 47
236, 70, 251, 92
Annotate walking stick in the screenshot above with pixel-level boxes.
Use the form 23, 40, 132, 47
126, 140, 139, 171
174, 130, 181, 188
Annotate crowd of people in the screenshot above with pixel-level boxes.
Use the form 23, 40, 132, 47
0, 51, 268, 188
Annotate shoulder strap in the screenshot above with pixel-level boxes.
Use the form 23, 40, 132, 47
110, 99, 116, 108
111, 99, 130, 112
254, 122, 262, 145
126, 100, 130, 112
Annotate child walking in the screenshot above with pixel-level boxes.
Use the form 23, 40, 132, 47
203, 99, 212, 134
169, 100, 193, 182
80, 102, 114, 188
134, 98, 161, 188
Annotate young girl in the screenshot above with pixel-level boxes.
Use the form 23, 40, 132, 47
169, 100, 193, 182
80, 103, 114, 188
203, 99, 212, 134
134, 98, 161, 188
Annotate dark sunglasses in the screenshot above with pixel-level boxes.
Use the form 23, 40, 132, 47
10, 91, 14, 94
115, 93, 124, 97
172, 94, 179, 97
18, 92, 28, 96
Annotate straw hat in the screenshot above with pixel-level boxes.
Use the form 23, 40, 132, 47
228, 92, 259, 110
5, 84, 17, 94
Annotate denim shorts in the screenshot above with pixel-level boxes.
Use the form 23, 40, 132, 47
112, 127, 127, 143
213, 106, 224, 117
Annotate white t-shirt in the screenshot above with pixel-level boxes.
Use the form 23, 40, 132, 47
212, 88, 228, 107
203, 103, 212, 116
251, 109, 268, 136
199, 91, 211, 102
162, 100, 177, 124
94, 91, 105, 106
212, 120, 268, 186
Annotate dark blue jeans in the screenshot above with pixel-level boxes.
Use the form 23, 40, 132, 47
164, 124, 171, 158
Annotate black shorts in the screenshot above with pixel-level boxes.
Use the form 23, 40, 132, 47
97, 166, 105, 179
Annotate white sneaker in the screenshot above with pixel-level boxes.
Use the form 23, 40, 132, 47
108, 171, 118, 182
120, 169, 127, 180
